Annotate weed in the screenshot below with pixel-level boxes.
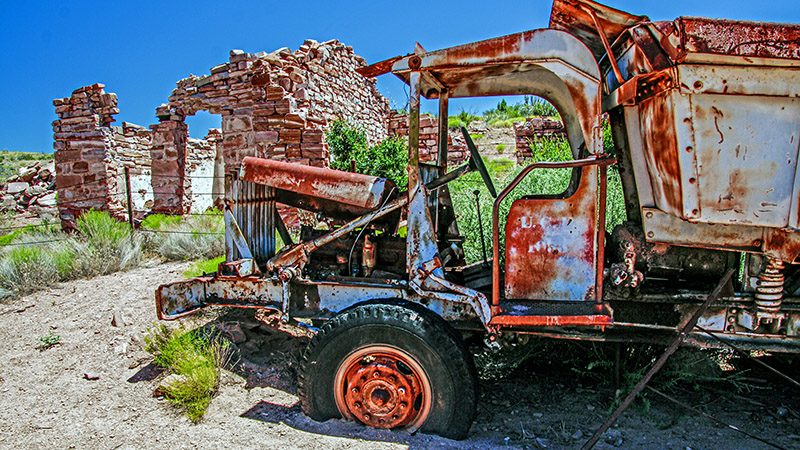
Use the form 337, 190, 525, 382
141, 214, 183, 230
495, 143, 507, 153
483, 97, 560, 128
0, 242, 60, 300
469, 133, 485, 141
145, 324, 230, 422
38, 331, 61, 350
184, 256, 225, 278
448, 109, 480, 129
77, 210, 131, 249
145, 214, 224, 261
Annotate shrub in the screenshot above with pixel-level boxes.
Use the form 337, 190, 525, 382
357, 137, 408, 189
145, 324, 230, 422
0, 243, 60, 300
325, 119, 409, 188
77, 210, 131, 250
145, 213, 224, 261
448, 109, 480, 129
483, 97, 560, 128
326, 119, 368, 172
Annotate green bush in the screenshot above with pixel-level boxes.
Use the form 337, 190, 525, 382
327, 119, 368, 172
145, 325, 230, 422
448, 109, 480, 129
77, 210, 131, 249
325, 119, 409, 188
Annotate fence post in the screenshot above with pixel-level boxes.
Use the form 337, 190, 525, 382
124, 167, 134, 229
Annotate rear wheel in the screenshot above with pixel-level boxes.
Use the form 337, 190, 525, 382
297, 301, 478, 439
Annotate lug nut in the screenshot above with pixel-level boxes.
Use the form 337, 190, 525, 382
351, 387, 359, 394
373, 371, 380, 378
398, 387, 406, 395
363, 413, 371, 421
354, 402, 362, 409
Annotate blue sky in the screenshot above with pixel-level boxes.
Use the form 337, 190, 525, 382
0, 0, 797, 153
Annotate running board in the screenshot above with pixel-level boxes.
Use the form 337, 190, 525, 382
490, 301, 613, 328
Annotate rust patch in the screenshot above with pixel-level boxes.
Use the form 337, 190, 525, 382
678, 17, 800, 61
504, 166, 598, 301
639, 92, 683, 216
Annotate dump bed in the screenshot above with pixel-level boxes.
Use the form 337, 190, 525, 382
551, 0, 800, 262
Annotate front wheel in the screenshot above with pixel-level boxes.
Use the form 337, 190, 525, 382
297, 301, 478, 439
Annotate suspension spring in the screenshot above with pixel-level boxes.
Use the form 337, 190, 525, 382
755, 258, 785, 314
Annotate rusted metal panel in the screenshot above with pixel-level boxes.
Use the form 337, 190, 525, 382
240, 156, 395, 210
549, 0, 647, 62
691, 94, 799, 228
675, 17, 800, 62
504, 166, 599, 301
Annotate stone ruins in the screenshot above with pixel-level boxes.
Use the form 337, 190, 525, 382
53, 39, 563, 227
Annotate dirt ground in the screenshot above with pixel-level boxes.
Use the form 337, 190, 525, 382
0, 262, 797, 449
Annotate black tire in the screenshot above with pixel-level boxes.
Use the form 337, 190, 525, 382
297, 300, 478, 440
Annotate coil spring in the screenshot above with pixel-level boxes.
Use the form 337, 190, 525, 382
755, 258, 785, 313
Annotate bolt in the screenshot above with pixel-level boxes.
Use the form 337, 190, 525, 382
387, 375, 396, 383
392, 415, 399, 421
398, 387, 406, 395
354, 401, 362, 409
647, 231, 655, 238
373, 371, 380, 378
399, 402, 407, 410
379, 418, 386, 424
351, 387, 359, 394
645, 212, 653, 219
363, 413, 371, 421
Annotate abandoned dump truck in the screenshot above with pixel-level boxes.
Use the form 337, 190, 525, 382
155, 0, 800, 439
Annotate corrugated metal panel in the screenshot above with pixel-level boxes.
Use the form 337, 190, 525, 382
227, 177, 276, 266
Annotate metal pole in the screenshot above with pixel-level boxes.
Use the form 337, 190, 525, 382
437, 90, 449, 174
124, 167, 134, 229
582, 268, 735, 450
474, 190, 488, 265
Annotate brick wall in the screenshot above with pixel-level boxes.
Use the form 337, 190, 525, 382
150, 39, 390, 214
387, 112, 468, 166
513, 117, 567, 162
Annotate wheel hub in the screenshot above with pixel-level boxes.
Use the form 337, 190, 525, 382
335, 347, 429, 429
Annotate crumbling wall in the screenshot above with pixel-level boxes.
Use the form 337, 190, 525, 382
52, 84, 120, 228
152, 40, 390, 214
53, 84, 219, 226
513, 117, 567, 162
387, 112, 468, 166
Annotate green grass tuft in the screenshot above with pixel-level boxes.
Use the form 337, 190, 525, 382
183, 256, 225, 278
145, 324, 230, 422
141, 214, 184, 230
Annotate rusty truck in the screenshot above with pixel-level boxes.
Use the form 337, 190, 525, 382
155, 0, 800, 439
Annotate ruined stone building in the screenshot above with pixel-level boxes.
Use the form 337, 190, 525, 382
53, 38, 549, 227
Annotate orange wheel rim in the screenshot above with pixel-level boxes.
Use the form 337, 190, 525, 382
334, 345, 432, 430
